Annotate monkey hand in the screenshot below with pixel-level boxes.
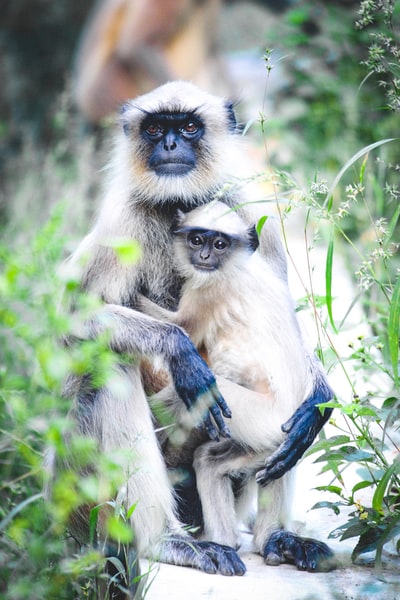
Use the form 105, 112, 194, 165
168, 328, 232, 442
255, 382, 333, 486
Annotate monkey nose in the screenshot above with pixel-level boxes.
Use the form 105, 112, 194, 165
163, 133, 177, 151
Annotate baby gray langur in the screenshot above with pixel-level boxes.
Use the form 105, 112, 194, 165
138, 201, 334, 571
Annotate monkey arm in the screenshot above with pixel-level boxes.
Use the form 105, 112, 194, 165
81, 303, 231, 441
136, 293, 178, 323
255, 368, 333, 486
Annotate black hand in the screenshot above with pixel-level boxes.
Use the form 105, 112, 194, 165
168, 328, 231, 440
256, 381, 333, 486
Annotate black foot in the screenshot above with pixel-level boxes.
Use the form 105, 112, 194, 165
160, 536, 246, 576
263, 530, 335, 572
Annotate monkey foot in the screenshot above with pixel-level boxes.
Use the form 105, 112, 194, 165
262, 530, 335, 572
159, 536, 246, 576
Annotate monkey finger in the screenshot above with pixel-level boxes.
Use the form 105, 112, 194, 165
202, 413, 220, 442
208, 402, 231, 439
211, 386, 232, 419
270, 446, 302, 479
281, 413, 297, 433
257, 440, 305, 485
281, 401, 312, 433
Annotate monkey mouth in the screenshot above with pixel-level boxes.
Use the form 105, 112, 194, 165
153, 162, 194, 176
194, 265, 216, 271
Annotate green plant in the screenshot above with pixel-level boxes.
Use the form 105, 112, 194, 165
257, 0, 400, 571
298, 144, 400, 567
0, 206, 147, 598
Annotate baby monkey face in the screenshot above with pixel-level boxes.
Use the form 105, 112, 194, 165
180, 228, 236, 271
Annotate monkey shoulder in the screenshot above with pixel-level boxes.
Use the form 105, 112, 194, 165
72, 210, 182, 306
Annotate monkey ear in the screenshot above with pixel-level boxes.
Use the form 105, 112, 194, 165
247, 225, 259, 253
120, 103, 131, 136
225, 101, 237, 133
171, 209, 186, 234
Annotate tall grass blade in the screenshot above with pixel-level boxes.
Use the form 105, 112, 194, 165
325, 230, 337, 332
372, 461, 400, 514
324, 138, 397, 207
388, 275, 400, 386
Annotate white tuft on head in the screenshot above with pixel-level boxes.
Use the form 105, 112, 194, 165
178, 200, 249, 238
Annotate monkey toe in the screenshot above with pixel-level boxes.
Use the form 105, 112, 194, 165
262, 530, 335, 572
198, 541, 247, 576
160, 537, 246, 575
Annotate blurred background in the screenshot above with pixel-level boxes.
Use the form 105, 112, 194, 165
1, 0, 398, 233
1, 2, 399, 598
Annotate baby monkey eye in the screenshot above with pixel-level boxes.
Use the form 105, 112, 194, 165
214, 238, 228, 250
188, 234, 204, 246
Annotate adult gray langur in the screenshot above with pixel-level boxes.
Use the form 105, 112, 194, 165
59, 81, 333, 594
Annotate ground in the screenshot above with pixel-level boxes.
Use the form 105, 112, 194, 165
139, 458, 400, 600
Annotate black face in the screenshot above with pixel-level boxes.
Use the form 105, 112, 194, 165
183, 228, 235, 271
141, 111, 204, 176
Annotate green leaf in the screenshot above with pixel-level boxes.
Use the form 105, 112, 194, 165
314, 485, 343, 496
351, 527, 385, 561
126, 502, 137, 520
372, 460, 400, 514
0, 493, 43, 532
107, 515, 134, 544
382, 396, 400, 410
311, 501, 342, 515
108, 238, 142, 265
340, 446, 375, 462
388, 275, 400, 386
256, 215, 269, 237
314, 446, 375, 463
304, 434, 350, 457
352, 480, 373, 495
89, 505, 100, 544
330, 517, 368, 541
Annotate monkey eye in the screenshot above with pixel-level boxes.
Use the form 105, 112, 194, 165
214, 238, 229, 251
182, 121, 198, 134
146, 123, 163, 136
188, 234, 204, 247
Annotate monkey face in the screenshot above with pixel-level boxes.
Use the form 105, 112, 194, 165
141, 112, 204, 177
117, 81, 241, 206
184, 229, 235, 271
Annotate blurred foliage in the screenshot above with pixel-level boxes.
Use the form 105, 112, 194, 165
264, 0, 399, 175
0, 207, 146, 597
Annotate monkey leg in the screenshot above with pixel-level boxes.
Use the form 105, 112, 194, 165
69, 365, 245, 576
193, 439, 263, 550
254, 472, 335, 572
